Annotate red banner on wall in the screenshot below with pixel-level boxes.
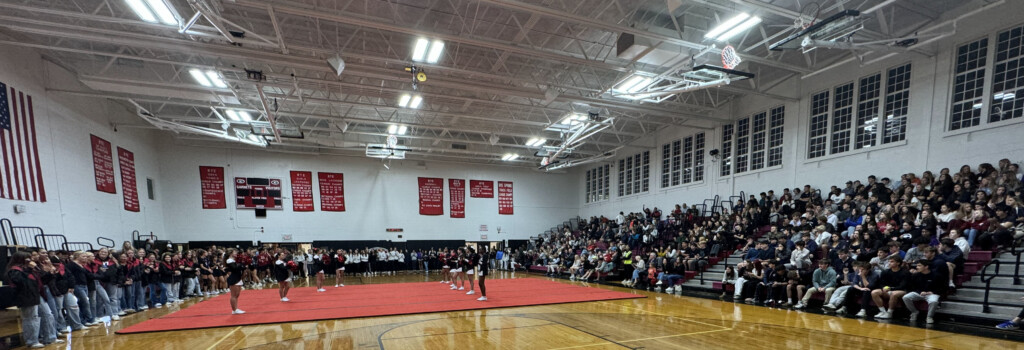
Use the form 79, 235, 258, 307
449, 179, 465, 218
470, 180, 494, 198
418, 177, 444, 215
117, 147, 139, 212
290, 171, 314, 212
498, 181, 514, 215
199, 166, 226, 209
318, 172, 346, 212
91, 135, 116, 193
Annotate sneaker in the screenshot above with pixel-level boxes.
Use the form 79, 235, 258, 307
139, 306, 149, 310
112, 315, 120, 321
281, 297, 290, 302
766, 299, 774, 305
155, 303, 163, 308
836, 307, 847, 315
467, 290, 476, 295
338, 284, 344, 287
927, 317, 934, 324
30, 343, 44, 349
458, 287, 465, 291
334, 284, 339, 287
794, 303, 806, 309
440, 280, 447, 283
855, 310, 867, 318
875, 310, 892, 319
477, 296, 487, 301
54, 339, 66, 343
656, 280, 663, 285
909, 312, 919, 322
117, 311, 127, 316
232, 309, 245, 314
319, 288, 327, 292
823, 303, 837, 311
996, 320, 1021, 330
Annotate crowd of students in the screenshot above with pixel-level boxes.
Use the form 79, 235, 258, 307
526, 159, 1023, 329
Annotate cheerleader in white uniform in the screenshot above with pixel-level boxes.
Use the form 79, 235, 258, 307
313, 249, 327, 292
334, 249, 346, 287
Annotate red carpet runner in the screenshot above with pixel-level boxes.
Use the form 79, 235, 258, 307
117, 278, 644, 334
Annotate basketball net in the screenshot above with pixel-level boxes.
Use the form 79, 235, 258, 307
721, 45, 741, 70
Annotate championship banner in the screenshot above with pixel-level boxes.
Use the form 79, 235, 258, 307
290, 171, 314, 212
91, 135, 116, 193
199, 166, 226, 209
117, 147, 139, 212
449, 178, 465, 218
235, 177, 283, 209
418, 177, 444, 215
469, 180, 493, 198
318, 172, 346, 212
498, 181, 513, 215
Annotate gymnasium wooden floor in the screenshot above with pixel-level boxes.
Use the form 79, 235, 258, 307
7, 272, 1024, 349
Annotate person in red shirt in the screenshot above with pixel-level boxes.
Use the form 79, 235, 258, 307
256, 248, 272, 284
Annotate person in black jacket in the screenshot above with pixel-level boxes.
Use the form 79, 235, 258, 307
6, 251, 59, 348
225, 249, 246, 314
902, 259, 946, 324
868, 256, 909, 319
67, 251, 97, 325
273, 252, 292, 302
45, 255, 85, 332
475, 246, 490, 301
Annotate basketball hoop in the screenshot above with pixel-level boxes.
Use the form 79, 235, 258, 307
721, 45, 742, 69
797, 2, 821, 29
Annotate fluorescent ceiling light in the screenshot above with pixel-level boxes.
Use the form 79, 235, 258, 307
188, 68, 212, 87
426, 40, 445, 63
388, 125, 398, 134
716, 16, 762, 42
144, 0, 178, 25
246, 134, 260, 142
397, 125, 408, 135
501, 153, 519, 161
412, 38, 429, 62
560, 113, 587, 126
614, 75, 652, 94
237, 111, 253, 122
398, 94, 412, 107
125, 0, 157, 23
225, 110, 240, 121
205, 71, 227, 88
526, 138, 546, 147
705, 13, 750, 40
409, 95, 423, 109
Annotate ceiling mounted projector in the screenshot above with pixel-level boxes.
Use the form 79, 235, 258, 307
327, 54, 346, 76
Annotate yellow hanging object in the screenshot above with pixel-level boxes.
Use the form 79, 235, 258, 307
416, 71, 428, 82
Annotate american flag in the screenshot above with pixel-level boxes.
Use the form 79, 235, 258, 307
0, 81, 46, 202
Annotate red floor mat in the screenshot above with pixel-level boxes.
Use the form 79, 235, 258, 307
117, 278, 644, 334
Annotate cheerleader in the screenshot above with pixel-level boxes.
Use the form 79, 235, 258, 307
334, 249, 346, 287
464, 247, 478, 295
439, 249, 451, 284
358, 250, 369, 276
212, 254, 226, 294
450, 249, 465, 291
476, 246, 490, 301
273, 253, 291, 302
311, 248, 325, 292
224, 249, 246, 314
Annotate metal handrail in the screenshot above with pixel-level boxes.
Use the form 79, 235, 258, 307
97, 237, 115, 248
980, 259, 1002, 313
1011, 235, 1024, 285
62, 242, 94, 251
34, 234, 67, 250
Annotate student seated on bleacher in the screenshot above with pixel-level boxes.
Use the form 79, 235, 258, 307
795, 259, 837, 309
902, 259, 947, 324
829, 261, 877, 315
865, 256, 908, 319
657, 258, 686, 293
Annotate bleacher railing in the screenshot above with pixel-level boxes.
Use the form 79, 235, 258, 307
980, 259, 1001, 313
34, 234, 67, 251
132, 230, 158, 242
62, 242, 94, 251
97, 237, 115, 248
1, 218, 46, 247
1011, 235, 1024, 286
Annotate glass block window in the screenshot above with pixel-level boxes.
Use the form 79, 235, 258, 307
808, 91, 830, 159
618, 151, 649, 196
855, 73, 881, 149
584, 165, 609, 203
721, 124, 733, 176
883, 63, 912, 143
661, 143, 671, 188
950, 38, 988, 130
991, 25, 1024, 123
767, 106, 784, 167
750, 112, 767, 170
735, 118, 750, 173
694, 132, 706, 181
830, 82, 855, 154
661, 132, 705, 187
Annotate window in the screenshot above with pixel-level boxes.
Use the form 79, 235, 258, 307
618, 151, 649, 196
808, 91, 830, 159
830, 82, 854, 154
767, 106, 784, 167
585, 164, 610, 203
883, 63, 912, 143
950, 38, 988, 130
991, 25, 1024, 123
662, 133, 704, 187
720, 124, 733, 176
855, 74, 881, 149
807, 63, 911, 159
723, 107, 785, 174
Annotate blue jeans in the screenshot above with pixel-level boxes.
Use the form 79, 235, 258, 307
660, 274, 682, 286
43, 290, 65, 331
19, 304, 41, 347
964, 228, 978, 247
151, 283, 167, 305
54, 291, 83, 330
130, 283, 145, 310
73, 285, 94, 324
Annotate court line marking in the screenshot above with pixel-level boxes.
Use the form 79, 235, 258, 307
618, 328, 732, 343
545, 341, 630, 350
205, 326, 242, 350
378, 322, 556, 341
598, 301, 731, 330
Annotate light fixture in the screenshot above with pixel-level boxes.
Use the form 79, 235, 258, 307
560, 113, 588, 126
409, 95, 423, 109
125, 0, 157, 23
145, 0, 178, 25
613, 75, 653, 94
246, 134, 260, 142
398, 94, 422, 109
388, 125, 398, 134
225, 110, 240, 121
526, 138, 546, 147
397, 125, 408, 135
238, 111, 253, 122
412, 38, 445, 64
189, 68, 226, 88
398, 94, 412, 108
501, 153, 519, 161
704, 13, 761, 42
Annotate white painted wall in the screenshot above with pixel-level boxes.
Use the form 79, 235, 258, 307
0, 45, 167, 245
580, 1, 1024, 218
155, 141, 579, 243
